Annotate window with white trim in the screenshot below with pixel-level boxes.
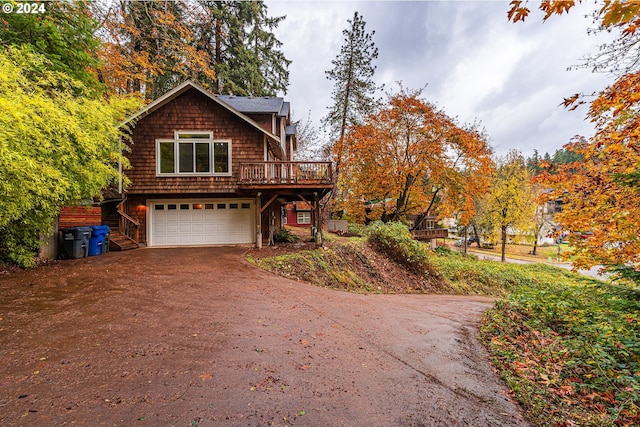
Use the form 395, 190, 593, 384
157, 132, 231, 176
297, 211, 311, 225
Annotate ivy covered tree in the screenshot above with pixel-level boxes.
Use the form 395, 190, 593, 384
96, 0, 216, 98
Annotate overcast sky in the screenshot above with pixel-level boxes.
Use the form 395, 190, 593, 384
266, 0, 615, 158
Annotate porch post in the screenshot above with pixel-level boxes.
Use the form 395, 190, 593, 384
314, 193, 323, 248
256, 193, 262, 249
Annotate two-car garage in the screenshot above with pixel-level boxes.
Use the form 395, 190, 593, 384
148, 199, 255, 246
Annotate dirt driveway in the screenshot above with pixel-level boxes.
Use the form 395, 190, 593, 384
0, 247, 529, 426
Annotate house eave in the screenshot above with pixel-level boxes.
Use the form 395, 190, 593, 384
122, 81, 284, 159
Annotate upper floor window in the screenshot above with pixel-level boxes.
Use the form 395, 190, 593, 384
157, 132, 231, 176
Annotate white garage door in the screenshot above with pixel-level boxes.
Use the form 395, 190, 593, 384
149, 199, 254, 246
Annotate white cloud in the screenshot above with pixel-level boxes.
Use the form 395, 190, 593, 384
440, 33, 535, 121
267, 0, 616, 158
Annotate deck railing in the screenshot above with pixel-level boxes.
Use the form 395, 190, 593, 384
117, 199, 140, 243
412, 228, 448, 240
240, 162, 332, 185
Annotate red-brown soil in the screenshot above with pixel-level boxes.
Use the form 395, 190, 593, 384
0, 247, 530, 426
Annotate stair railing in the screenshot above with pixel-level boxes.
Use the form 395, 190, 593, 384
116, 198, 140, 243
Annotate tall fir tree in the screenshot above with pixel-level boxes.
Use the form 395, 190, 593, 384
323, 11, 381, 167
194, 1, 289, 96
323, 11, 381, 217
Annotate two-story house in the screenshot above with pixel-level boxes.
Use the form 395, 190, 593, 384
104, 81, 332, 250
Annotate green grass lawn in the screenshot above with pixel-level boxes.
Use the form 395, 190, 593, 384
446, 238, 572, 263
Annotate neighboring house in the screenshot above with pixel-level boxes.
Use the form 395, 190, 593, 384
534, 195, 563, 245
103, 81, 332, 250
284, 201, 313, 228
406, 214, 448, 248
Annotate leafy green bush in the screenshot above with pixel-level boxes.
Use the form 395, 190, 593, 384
434, 245, 477, 260
0, 47, 140, 267
347, 222, 366, 236
273, 228, 299, 243
482, 275, 640, 426
365, 221, 435, 274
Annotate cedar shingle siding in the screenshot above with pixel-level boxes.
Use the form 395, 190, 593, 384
126, 88, 265, 194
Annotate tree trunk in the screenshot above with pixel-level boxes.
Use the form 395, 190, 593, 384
463, 227, 468, 255
532, 222, 543, 255
410, 187, 441, 231
501, 225, 507, 262
472, 224, 481, 248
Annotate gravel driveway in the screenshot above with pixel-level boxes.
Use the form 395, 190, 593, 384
0, 247, 529, 426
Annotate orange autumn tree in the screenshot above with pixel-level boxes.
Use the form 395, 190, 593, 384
437, 124, 494, 247
535, 78, 640, 272
509, 1, 640, 279
95, 0, 216, 99
335, 86, 493, 224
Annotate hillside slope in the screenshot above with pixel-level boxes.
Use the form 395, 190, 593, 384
246, 238, 517, 296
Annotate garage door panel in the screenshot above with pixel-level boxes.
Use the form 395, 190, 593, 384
151, 199, 253, 246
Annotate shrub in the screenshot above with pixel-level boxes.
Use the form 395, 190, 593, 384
434, 245, 477, 260
365, 221, 437, 275
482, 275, 640, 426
347, 222, 366, 236
273, 228, 299, 243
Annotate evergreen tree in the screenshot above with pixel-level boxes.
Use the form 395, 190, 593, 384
323, 11, 381, 218
0, 1, 102, 91
324, 11, 381, 167
551, 148, 582, 165
194, 1, 289, 96
525, 149, 541, 175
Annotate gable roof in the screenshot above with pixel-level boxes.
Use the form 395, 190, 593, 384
125, 81, 284, 159
217, 96, 292, 119
217, 95, 284, 115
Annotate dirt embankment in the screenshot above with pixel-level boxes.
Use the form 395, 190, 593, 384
248, 239, 450, 294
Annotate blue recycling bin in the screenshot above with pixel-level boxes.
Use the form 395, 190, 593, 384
60, 227, 93, 259
88, 225, 110, 256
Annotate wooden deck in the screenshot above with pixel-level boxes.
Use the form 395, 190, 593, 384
239, 162, 333, 188
412, 228, 448, 240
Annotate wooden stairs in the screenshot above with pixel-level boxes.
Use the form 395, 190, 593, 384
109, 229, 139, 251
103, 202, 139, 252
